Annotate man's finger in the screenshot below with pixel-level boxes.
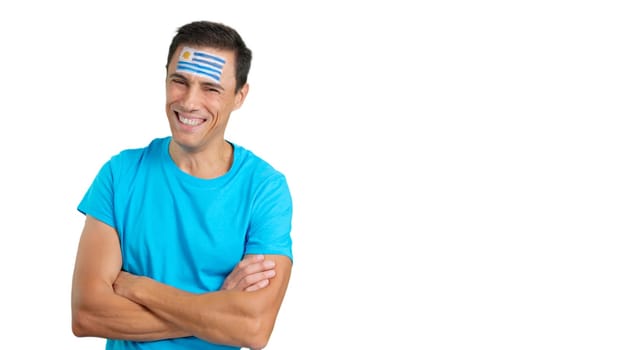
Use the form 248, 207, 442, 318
245, 279, 270, 292
237, 254, 265, 269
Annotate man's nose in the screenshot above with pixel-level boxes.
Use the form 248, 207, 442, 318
180, 84, 201, 111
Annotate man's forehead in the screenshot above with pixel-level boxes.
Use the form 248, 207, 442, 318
175, 46, 231, 84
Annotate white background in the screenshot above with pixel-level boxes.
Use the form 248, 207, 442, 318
1, 1, 621, 349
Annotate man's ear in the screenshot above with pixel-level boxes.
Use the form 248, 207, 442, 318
233, 83, 249, 110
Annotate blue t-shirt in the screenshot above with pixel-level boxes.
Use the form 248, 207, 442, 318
78, 137, 293, 350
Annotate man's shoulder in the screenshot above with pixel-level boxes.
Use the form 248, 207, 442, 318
113, 137, 167, 158
233, 143, 285, 181
108, 137, 168, 170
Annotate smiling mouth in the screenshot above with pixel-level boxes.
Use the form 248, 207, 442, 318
176, 112, 206, 126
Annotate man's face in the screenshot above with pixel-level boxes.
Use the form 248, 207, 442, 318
165, 45, 247, 152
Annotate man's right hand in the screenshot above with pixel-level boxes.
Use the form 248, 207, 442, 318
220, 254, 276, 292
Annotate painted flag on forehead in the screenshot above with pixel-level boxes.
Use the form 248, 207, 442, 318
176, 47, 226, 83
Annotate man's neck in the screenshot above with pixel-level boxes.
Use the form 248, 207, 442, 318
169, 139, 233, 179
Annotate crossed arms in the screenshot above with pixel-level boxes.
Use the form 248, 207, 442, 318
71, 215, 291, 349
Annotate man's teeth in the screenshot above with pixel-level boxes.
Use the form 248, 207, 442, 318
179, 115, 203, 126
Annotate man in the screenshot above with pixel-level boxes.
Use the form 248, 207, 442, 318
71, 20, 293, 350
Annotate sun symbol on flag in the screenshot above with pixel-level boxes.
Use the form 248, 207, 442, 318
182, 50, 191, 60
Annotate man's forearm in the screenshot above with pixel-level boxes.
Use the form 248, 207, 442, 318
115, 273, 265, 348
72, 282, 191, 341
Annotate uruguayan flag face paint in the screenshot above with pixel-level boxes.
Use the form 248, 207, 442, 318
176, 47, 227, 83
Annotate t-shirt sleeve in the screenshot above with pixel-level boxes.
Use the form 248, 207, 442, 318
77, 160, 116, 229
245, 174, 294, 262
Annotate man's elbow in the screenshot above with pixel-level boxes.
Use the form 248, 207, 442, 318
72, 308, 93, 337
71, 281, 113, 338
196, 310, 276, 349
71, 296, 103, 338
242, 317, 275, 350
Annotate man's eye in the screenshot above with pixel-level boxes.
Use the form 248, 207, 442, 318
204, 87, 221, 93
172, 79, 186, 85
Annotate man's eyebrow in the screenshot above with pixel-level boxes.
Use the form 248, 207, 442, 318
201, 81, 224, 91
168, 73, 187, 80
168, 73, 224, 91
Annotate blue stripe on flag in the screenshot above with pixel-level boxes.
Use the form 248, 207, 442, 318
176, 62, 221, 82
194, 51, 226, 64
178, 61, 221, 75
192, 57, 223, 70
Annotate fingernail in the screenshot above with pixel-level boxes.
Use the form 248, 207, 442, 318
265, 260, 275, 268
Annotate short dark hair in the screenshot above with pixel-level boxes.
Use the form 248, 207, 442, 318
166, 21, 252, 92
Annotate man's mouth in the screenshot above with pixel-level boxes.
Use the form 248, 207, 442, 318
177, 112, 206, 126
